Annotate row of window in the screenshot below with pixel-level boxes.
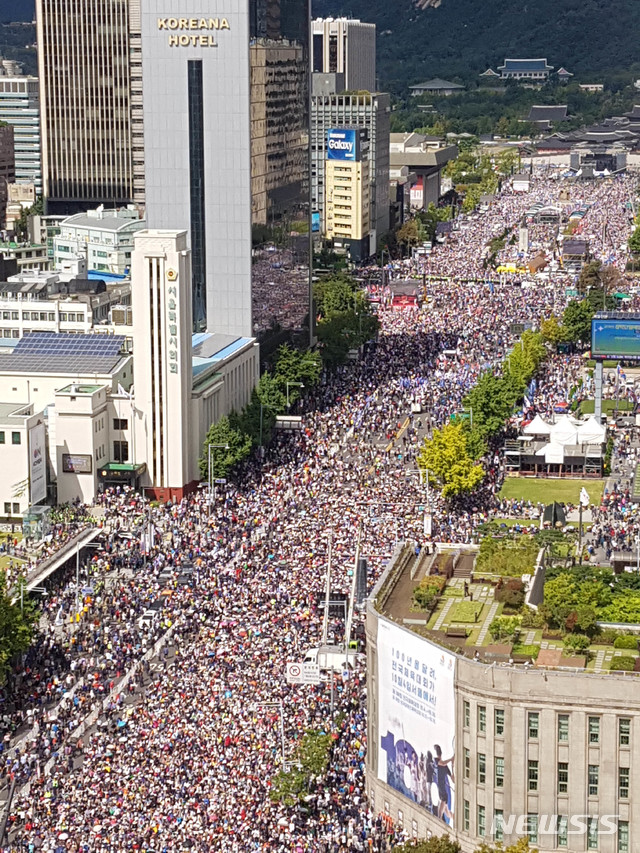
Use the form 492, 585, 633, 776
0, 431, 21, 445
3, 502, 20, 516
0, 311, 86, 322
464, 805, 629, 852
466, 751, 628, 798
464, 702, 630, 745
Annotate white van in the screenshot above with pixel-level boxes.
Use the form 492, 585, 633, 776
304, 645, 360, 673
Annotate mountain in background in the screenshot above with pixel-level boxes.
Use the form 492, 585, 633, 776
312, 0, 640, 94
1, 0, 34, 23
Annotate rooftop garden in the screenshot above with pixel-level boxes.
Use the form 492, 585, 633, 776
407, 529, 640, 673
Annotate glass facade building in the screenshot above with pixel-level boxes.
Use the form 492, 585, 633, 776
141, 0, 311, 341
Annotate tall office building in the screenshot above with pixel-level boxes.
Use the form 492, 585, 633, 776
0, 70, 42, 195
312, 87, 390, 253
311, 18, 376, 93
0, 124, 15, 228
35, 0, 145, 213
141, 0, 311, 340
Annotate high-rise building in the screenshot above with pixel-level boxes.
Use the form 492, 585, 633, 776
0, 71, 42, 195
141, 0, 311, 340
0, 124, 15, 228
35, 0, 145, 213
324, 128, 371, 261
311, 18, 376, 93
312, 88, 390, 253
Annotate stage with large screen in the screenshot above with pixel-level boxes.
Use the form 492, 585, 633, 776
592, 316, 640, 360
377, 620, 456, 826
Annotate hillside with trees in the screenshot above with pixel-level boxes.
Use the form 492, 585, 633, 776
312, 0, 640, 96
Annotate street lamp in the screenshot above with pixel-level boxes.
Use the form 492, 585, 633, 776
141, 485, 154, 569
208, 443, 229, 510
286, 381, 304, 410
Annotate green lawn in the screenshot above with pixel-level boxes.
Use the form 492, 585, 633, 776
0, 555, 25, 571
499, 477, 605, 506
449, 601, 484, 623
579, 398, 633, 415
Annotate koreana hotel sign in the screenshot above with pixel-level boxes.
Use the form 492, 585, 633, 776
157, 16, 230, 47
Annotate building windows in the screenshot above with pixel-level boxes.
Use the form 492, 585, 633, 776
587, 817, 599, 850
619, 718, 630, 746
478, 753, 486, 784
528, 760, 539, 792
588, 717, 600, 744
558, 761, 569, 793
11, 432, 20, 445
463, 700, 470, 728
495, 708, 505, 736
478, 805, 486, 838
478, 705, 486, 733
494, 811, 504, 842
558, 714, 569, 742
495, 756, 504, 788
464, 748, 470, 779
113, 418, 128, 431
11, 312, 18, 320
557, 816, 568, 848
463, 800, 469, 832
187, 58, 206, 329
528, 712, 539, 739
0, 432, 4, 443
527, 815, 538, 844
3, 503, 10, 515
619, 767, 629, 799
113, 440, 129, 462
588, 764, 599, 796
12, 503, 18, 514
618, 820, 629, 853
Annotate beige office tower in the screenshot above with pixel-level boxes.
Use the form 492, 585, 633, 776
36, 0, 145, 214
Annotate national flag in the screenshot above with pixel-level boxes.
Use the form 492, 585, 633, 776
580, 487, 590, 507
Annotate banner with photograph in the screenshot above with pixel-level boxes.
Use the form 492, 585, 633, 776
28, 422, 47, 505
377, 619, 456, 825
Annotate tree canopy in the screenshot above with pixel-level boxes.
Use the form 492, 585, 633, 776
418, 422, 484, 500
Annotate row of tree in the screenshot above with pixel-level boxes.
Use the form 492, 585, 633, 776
393, 835, 535, 853
199, 274, 380, 480
417, 331, 547, 499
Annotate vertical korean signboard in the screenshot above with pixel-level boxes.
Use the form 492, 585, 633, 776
29, 422, 47, 505
166, 267, 180, 375
377, 620, 456, 825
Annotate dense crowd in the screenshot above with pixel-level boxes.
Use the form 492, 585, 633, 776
0, 171, 637, 852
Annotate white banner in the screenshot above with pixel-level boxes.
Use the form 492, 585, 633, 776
29, 422, 47, 505
377, 619, 456, 826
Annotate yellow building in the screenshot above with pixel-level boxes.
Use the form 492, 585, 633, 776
324, 128, 370, 261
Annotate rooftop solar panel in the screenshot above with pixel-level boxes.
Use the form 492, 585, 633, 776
14, 332, 125, 358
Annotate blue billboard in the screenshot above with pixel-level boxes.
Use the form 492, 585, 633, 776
592, 317, 640, 360
327, 128, 358, 161
311, 212, 321, 233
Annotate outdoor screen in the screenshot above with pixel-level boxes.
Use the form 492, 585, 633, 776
591, 317, 640, 360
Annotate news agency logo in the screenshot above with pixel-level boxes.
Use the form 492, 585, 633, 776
490, 815, 620, 837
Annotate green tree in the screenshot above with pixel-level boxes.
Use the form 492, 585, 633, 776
270, 729, 334, 806
393, 836, 461, 853
562, 299, 594, 346
629, 228, 640, 255
489, 614, 522, 642
229, 387, 275, 448
273, 344, 322, 397
198, 415, 252, 480
540, 315, 565, 345
464, 373, 518, 439
396, 219, 421, 252
418, 422, 484, 500
0, 576, 38, 684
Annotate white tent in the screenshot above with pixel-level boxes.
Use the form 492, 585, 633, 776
576, 416, 606, 445
523, 414, 552, 436
550, 415, 579, 446
535, 443, 566, 464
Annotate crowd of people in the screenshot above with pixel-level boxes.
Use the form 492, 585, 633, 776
0, 171, 636, 851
